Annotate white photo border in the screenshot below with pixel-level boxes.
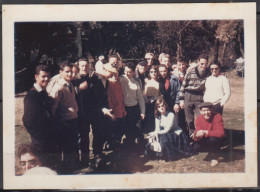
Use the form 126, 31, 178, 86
2, 3, 257, 189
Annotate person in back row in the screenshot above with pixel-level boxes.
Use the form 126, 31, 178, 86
135, 60, 148, 90
120, 62, 145, 152
179, 53, 210, 137
203, 62, 231, 115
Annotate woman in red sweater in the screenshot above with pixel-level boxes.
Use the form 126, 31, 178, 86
192, 102, 225, 166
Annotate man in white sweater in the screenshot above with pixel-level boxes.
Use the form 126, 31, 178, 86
120, 62, 145, 151
203, 63, 231, 114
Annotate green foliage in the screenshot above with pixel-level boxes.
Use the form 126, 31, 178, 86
15, 20, 244, 68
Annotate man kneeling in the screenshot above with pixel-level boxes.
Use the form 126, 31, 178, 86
192, 102, 225, 166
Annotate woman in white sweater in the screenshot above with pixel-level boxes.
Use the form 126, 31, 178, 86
203, 63, 231, 114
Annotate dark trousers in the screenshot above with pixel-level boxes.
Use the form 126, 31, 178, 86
57, 118, 79, 170
177, 109, 188, 136
85, 110, 109, 155
212, 103, 223, 115
78, 113, 90, 161
108, 117, 126, 149
193, 137, 222, 153
184, 92, 203, 133
125, 105, 141, 145
144, 102, 155, 134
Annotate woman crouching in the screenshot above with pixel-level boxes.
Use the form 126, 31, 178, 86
145, 98, 193, 161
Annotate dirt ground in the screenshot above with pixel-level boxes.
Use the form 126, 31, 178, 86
14, 70, 244, 175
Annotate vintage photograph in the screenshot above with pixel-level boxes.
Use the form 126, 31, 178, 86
3, 3, 257, 189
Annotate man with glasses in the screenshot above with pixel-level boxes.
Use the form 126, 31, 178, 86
203, 63, 231, 115
179, 53, 210, 137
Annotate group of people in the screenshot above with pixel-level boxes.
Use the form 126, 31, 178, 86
20, 52, 231, 174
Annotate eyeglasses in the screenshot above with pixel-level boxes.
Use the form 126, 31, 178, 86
150, 71, 157, 73
210, 68, 219, 71
20, 159, 37, 166
157, 104, 165, 108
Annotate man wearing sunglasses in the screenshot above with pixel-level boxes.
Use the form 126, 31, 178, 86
203, 63, 231, 115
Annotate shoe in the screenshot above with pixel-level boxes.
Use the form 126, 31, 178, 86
211, 159, 219, 167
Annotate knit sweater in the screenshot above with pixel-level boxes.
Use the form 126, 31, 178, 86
23, 85, 53, 141
203, 75, 231, 106
48, 78, 78, 120
120, 75, 145, 115
179, 66, 210, 100
195, 113, 225, 138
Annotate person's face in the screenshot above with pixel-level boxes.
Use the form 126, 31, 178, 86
61, 66, 73, 82
200, 107, 212, 120
71, 67, 79, 80
78, 61, 89, 75
210, 64, 220, 76
109, 57, 118, 65
198, 58, 208, 71
103, 68, 113, 79
157, 103, 166, 114
149, 68, 158, 80
161, 57, 171, 68
124, 66, 134, 78
137, 64, 147, 75
35, 71, 50, 89
20, 153, 42, 173
177, 61, 187, 73
145, 55, 154, 66
159, 66, 168, 79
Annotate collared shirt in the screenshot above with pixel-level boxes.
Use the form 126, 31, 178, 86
47, 77, 78, 120
34, 83, 43, 92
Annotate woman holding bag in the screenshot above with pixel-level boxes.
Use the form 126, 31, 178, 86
145, 99, 193, 161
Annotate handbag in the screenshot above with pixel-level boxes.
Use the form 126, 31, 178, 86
148, 132, 162, 152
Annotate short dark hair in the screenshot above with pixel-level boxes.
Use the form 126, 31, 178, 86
158, 64, 168, 70
198, 53, 209, 61
177, 56, 188, 64
77, 57, 88, 63
35, 65, 50, 75
59, 61, 73, 71
209, 62, 221, 69
18, 144, 41, 159
125, 62, 135, 71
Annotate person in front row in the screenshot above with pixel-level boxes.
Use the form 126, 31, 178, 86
145, 99, 192, 161
47, 61, 79, 174
18, 144, 57, 175
192, 102, 225, 166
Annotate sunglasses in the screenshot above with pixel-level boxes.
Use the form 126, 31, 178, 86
210, 68, 219, 71
157, 104, 165, 108
20, 159, 37, 166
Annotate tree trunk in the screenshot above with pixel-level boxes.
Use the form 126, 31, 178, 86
213, 39, 219, 63
221, 43, 227, 66
238, 32, 244, 58
76, 27, 82, 58
176, 32, 183, 60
